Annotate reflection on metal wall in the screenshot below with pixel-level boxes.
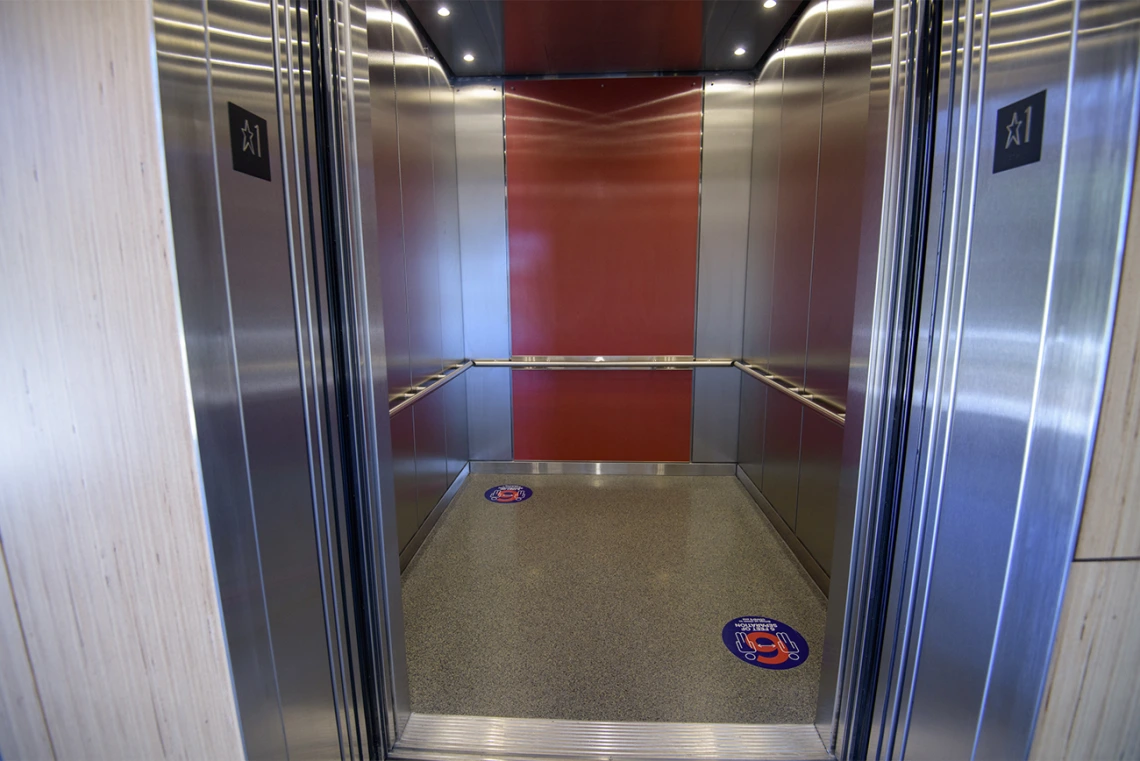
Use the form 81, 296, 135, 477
868, 0, 1140, 758
736, 0, 874, 589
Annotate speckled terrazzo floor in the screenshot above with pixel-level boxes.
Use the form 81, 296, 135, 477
401, 474, 827, 724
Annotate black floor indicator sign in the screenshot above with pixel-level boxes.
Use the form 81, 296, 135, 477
722, 616, 808, 669
484, 484, 533, 503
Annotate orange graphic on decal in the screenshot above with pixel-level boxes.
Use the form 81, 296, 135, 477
745, 631, 790, 665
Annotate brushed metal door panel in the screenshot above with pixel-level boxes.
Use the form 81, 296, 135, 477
796, 409, 844, 575
741, 57, 784, 367
805, 0, 873, 407
414, 389, 449, 524
205, 0, 339, 752
369, 1, 412, 397
903, 0, 1074, 756
431, 67, 465, 366
444, 372, 470, 483
392, 408, 419, 552
762, 390, 804, 529
767, 0, 826, 385
154, 2, 285, 753
737, 374, 769, 489
394, 23, 444, 385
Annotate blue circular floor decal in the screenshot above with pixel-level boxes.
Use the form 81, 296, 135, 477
722, 616, 808, 669
484, 484, 533, 503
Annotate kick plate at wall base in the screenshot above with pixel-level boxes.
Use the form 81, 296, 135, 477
470, 461, 738, 476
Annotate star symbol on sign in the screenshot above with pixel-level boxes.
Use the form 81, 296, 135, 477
1005, 110, 1022, 149
241, 120, 256, 153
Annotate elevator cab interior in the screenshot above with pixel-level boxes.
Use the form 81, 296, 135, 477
374, 0, 865, 735
150, 0, 1140, 756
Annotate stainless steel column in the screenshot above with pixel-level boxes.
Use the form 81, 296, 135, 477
456, 83, 513, 460
693, 75, 754, 463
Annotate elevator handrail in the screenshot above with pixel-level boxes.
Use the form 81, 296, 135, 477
388, 360, 474, 417
733, 361, 846, 426
473, 356, 735, 368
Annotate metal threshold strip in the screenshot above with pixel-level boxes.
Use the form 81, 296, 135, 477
392, 714, 830, 761
734, 361, 846, 426
388, 360, 473, 416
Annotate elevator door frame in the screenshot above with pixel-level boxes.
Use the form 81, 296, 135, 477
158, 0, 936, 756
369, 1, 937, 759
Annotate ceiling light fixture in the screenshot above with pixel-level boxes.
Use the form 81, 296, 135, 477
734, 46, 747, 56
437, 5, 450, 16
763, 0, 777, 8
463, 52, 475, 62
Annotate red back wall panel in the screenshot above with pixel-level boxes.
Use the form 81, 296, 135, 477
504, 78, 702, 461
505, 77, 702, 356
512, 370, 693, 462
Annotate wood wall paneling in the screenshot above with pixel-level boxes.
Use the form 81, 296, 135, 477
1075, 142, 1140, 559
0, 545, 53, 760
0, 3, 243, 758
1031, 560, 1140, 760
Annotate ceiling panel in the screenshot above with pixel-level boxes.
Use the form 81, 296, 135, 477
404, 0, 805, 79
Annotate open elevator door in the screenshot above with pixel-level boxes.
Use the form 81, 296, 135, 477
155, 0, 406, 757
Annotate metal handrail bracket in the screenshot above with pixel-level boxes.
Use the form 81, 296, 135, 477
734, 361, 846, 426
388, 360, 474, 417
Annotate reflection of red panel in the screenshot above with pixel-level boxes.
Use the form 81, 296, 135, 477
503, 1, 703, 76
512, 370, 692, 462
505, 78, 702, 356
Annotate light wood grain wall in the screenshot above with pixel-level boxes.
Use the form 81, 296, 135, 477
0, 2, 243, 759
1030, 137, 1140, 759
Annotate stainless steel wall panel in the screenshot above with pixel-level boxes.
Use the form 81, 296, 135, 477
444, 372, 470, 482
204, 0, 341, 753
736, 374, 768, 488
467, 367, 514, 461
394, 20, 444, 385
796, 410, 844, 576
691, 367, 741, 463
431, 68, 465, 366
695, 75, 754, 358
741, 57, 785, 367
153, 3, 285, 754
369, 1, 413, 398
768, 0, 827, 385
805, 0, 873, 408
392, 407, 419, 552
456, 84, 511, 361
762, 390, 804, 529
413, 387, 449, 524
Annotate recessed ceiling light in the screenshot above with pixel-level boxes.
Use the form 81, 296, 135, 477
437, 6, 450, 16
463, 52, 475, 62
734, 46, 747, 56
763, 0, 777, 8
